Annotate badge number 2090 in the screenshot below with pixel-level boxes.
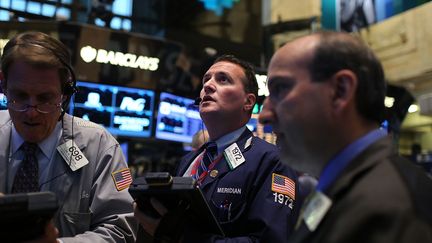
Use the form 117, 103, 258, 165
69, 146, 83, 161
273, 192, 293, 209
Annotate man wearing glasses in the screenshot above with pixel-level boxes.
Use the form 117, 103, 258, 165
0, 31, 137, 242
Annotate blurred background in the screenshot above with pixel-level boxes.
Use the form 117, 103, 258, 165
1, 0, 432, 175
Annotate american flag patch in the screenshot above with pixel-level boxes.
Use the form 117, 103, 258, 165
111, 168, 132, 191
272, 173, 295, 199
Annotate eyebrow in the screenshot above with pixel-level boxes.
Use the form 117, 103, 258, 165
8, 89, 59, 99
267, 76, 294, 88
203, 71, 232, 81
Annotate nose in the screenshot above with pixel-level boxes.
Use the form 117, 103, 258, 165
25, 105, 40, 116
258, 97, 275, 125
24, 97, 40, 116
203, 79, 216, 94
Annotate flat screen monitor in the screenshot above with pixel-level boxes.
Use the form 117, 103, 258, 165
155, 92, 204, 143
70, 81, 155, 138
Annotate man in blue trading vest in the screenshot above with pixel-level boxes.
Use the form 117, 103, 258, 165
134, 55, 306, 242
0, 31, 137, 242
259, 31, 432, 243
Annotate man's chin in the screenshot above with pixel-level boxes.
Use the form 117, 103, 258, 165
23, 137, 42, 143
20, 132, 45, 143
200, 109, 218, 119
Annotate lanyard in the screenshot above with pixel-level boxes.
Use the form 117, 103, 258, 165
190, 150, 224, 183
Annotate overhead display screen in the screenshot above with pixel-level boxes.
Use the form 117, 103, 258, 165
155, 92, 203, 143
70, 81, 155, 138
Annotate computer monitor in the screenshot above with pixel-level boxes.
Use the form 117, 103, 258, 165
70, 81, 155, 138
155, 92, 204, 143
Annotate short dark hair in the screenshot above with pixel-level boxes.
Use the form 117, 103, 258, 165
0, 31, 75, 97
307, 31, 386, 123
214, 54, 258, 100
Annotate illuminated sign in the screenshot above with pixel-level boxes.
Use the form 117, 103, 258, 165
113, 115, 150, 131
119, 97, 146, 112
80, 45, 160, 71
0, 21, 183, 90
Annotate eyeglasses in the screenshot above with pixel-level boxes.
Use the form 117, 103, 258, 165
7, 100, 62, 114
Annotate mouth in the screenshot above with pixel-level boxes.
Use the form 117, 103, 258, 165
23, 121, 41, 127
202, 96, 215, 103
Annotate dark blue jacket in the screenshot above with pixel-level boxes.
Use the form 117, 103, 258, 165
176, 129, 304, 242
289, 137, 432, 243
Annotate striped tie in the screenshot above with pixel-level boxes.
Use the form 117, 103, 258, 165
195, 142, 217, 181
12, 142, 40, 193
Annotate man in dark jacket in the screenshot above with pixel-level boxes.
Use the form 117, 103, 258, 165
259, 31, 432, 243
135, 55, 305, 242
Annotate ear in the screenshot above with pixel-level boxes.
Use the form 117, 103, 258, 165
330, 70, 357, 111
244, 93, 256, 112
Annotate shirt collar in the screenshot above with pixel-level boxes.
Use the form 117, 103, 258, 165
316, 128, 387, 192
11, 122, 62, 159
213, 126, 247, 155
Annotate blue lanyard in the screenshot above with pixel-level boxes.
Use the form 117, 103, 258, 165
317, 129, 387, 192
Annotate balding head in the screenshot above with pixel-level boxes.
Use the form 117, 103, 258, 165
260, 31, 386, 176
272, 31, 386, 124
270, 34, 319, 74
